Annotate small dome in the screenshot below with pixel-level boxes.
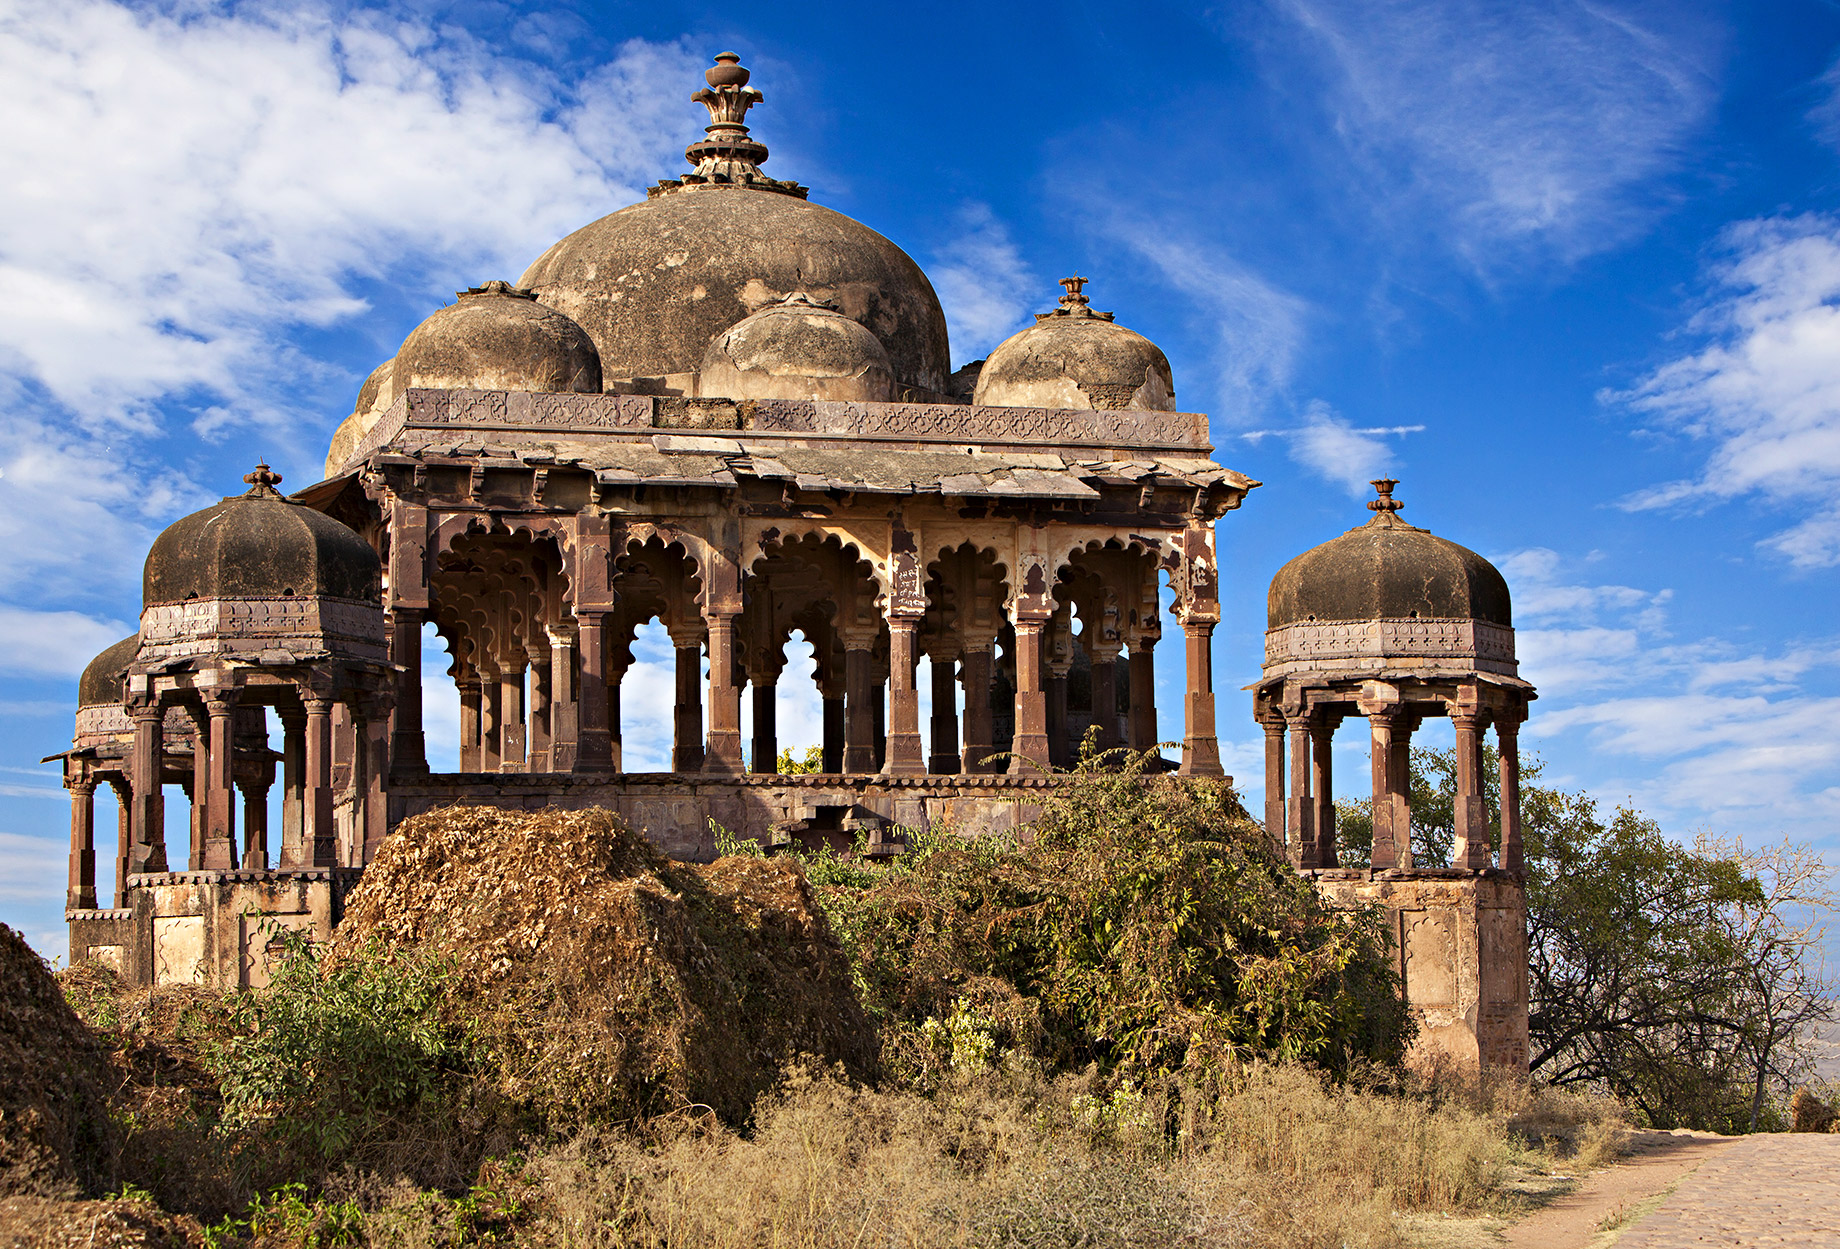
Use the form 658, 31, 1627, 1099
78, 634, 139, 708
393, 282, 602, 395
974, 277, 1175, 411
1267, 482, 1511, 630
698, 293, 895, 402
325, 357, 395, 478
518, 55, 950, 397
144, 464, 381, 607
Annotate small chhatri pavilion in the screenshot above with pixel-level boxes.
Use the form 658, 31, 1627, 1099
56, 53, 1533, 1070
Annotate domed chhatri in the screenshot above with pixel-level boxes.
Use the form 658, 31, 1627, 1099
393, 281, 602, 397
974, 277, 1176, 411
144, 463, 380, 610
78, 634, 140, 710
325, 358, 396, 477
519, 55, 950, 398
698, 292, 895, 402
1267, 478, 1513, 638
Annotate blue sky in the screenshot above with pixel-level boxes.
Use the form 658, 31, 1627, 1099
2, 0, 1837, 960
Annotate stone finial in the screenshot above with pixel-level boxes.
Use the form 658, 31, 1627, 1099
1036, 274, 1116, 324
1368, 478, 1404, 519
460, 280, 537, 301
686, 52, 769, 180
243, 462, 283, 498
1059, 275, 1089, 309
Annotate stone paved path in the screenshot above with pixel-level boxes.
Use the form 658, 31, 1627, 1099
1615, 1134, 1840, 1246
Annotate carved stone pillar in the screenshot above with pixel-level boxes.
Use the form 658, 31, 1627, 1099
360, 706, 390, 863
928, 653, 961, 774
108, 779, 131, 907
458, 677, 483, 772
960, 644, 997, 773
1497, 714, 1524, 874
1261, 715, 1286, 850
750, 675, 778, 774
128, 705, 166, 874
304, 696, 337, 866
499, 665, 527, 771
884, 617, 925, 775
704, 612, 744, 773
1311, 713, 1338, 869
389, 609, 427, 775
67, 777, 96, 910
239, 778, 271, 871
201, 695, 238, 871
1367, 711, 1401, 871
843, 643, 876, 773
548, 629, 579, 772
1009, 618, 1051, 773
1391, 716, 1418, 869
1128, 641, 1158, 755
528, 653, 552, 773
480, 676, 502, 772
573, 612, 614, 773
821, 683, 845, 774
1286, 712, 1316, 868
278, 706, 303, 860
1178, 618, 1223, 776
672, 636, 706, 772
1452, 712, 1492, 870
1090, 648, 1122, 757
187, 711, 208, 869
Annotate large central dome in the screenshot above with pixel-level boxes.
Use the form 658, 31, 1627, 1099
518, 54, 950, 398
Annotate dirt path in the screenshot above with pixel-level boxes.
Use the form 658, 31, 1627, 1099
1496, 1130, 1735, 1249
1612, 1134, 1840, 1246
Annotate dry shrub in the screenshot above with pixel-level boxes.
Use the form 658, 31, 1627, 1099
1789, 1086, 1837, 1133
335, 806, 875, 1128
0, 924, 117, 1198
0, 1194, 204, 1248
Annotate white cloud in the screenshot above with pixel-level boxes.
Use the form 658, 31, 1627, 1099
0, 606, 131, 677
1606, 214, 1840, 568
1239, 402, 1419, 495
1275, 0, 1714, 266
928, 203, 1037, 367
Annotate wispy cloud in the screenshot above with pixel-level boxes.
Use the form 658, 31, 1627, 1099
1604, 214, 1840, 568
1242, 402, 1421, 495
0, 607, 131, 678
928, 203, 1037, 366
1274, 0, 1716, 267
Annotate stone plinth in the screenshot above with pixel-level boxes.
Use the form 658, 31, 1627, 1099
1311, 868, 1529, 1071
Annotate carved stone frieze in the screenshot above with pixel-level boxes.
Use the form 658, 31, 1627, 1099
1262, 617, 1519, 679
139, 598, 388, 664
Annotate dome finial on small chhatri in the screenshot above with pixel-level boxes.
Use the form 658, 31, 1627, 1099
242, 461, 283, 498
1367, 477, 1403, 521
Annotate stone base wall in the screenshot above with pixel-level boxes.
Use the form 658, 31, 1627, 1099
1310, 869, 1529, 1071
386, 771, 1066, 859
69, 869, 359, 989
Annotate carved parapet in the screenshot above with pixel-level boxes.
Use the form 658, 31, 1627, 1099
1262, 617, 1518, 680
138, 597, 388, 665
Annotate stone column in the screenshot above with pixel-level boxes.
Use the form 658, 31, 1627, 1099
1178, 619, 1223, 776
573, 613, 614, 772
304, 696, 337, 866
884, 617, 925, 775
188, 711, 208, 869
872, 674, 887, 771
1452, 712, 1492, 870
928, 653, 961, 774
704, 613, 744, 773
1045, 660, 1071, 770
128, 705, 166, 874
480, 676, 502, 772
1310, 713, 1338, 869
528, 653, 552, 773
458, 678, 483, 771
843, 643, 877, 773
67, 777, 96, 909
1391, 717, 1417, 869
361, 707, 390, 862
108, 779, 131, 907
607, 676, 624, 771
960, 644, 997, 773
277, 707, 304, 866
672, 635, 706, 772
1497, 715, 1524, 874
1261, 716, 1286, 850
1009, 617, 1051, 773
821, 684, 846, 774
498, 666, 527, 771
239, 778, 271, 871
1367, 711, 1401, 871
1090, 648, 1122, 756
1286, 712, 1316, 868
201, 695, 238, 870
389, 609, 427, 774
548, 629, 579, 772
750, 674, 779, 774
1129, 641, 1158, 755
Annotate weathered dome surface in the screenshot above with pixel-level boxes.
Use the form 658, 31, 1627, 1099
975, 278, 1175, 411
325, 357, 395, 478
1267, 487, 1511, 630
520, 189, 949, 397
144, 466, 381, 607
698, 293, 895, 402
78, 634, 139, 708
393, 282, 602, 397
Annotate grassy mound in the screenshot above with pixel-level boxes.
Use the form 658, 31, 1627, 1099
0, 924, 116, 1199
331, 805, 875, 1129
